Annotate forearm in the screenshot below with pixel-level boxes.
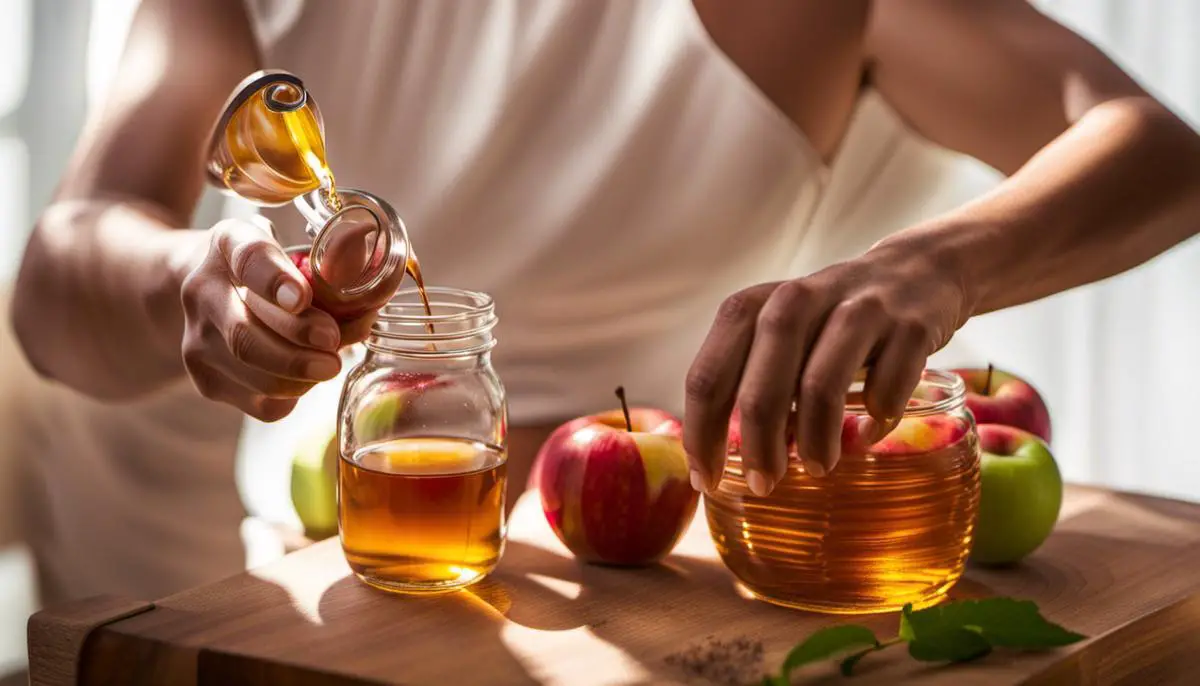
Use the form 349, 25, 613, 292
12, 197, 207, 399
897, 97, 1200, 316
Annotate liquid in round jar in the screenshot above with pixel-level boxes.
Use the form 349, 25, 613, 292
704, 370, 980, 615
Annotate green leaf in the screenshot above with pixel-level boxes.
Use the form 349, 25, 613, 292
901, 603, 993, 663
908, 628, 993, 663
905, 598, 1086, 651
779, 625, 879, 681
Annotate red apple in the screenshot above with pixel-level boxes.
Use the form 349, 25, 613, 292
532, 392, 696, 566
870, 415, 970, 455
953, 365, 1052, 444
351, 372, 451, 444
971, 423, 1063, 565
725, 406, 883, 463
286, 246, 376, 321
288, 246, 316, 283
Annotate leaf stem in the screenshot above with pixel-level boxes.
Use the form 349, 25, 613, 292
839, 637, 903, 676
984, 362, 994, 395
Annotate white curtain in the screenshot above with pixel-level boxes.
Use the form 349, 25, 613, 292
933, 0, 1200, 503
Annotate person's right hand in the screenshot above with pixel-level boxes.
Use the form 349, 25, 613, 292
179, 217, 345, 422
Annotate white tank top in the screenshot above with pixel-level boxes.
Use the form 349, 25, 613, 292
27, 0, 983, 602
238, 0, 982, 538
245, 0, 969, 422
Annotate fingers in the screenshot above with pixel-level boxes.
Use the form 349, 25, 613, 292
181, 266, 342, 422
796, 296, 887, 477
734, 281, 820, 495
212, 302, 342, 386
862, 319, 932, 438
212, 217, 312, 314
684, 283, 778, 492
244, 289, 342, 352
183, 359, 300, 423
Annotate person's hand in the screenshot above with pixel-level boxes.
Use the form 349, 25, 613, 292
683, 238, 972, 496
179, 217, 372, 421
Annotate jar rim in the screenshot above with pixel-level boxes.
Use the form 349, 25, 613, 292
376, 286, 495, 324
843, 368, 966, 417
367, 287, 498, 358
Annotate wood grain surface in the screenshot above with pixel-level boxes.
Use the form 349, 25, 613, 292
31, 485, 1200, 685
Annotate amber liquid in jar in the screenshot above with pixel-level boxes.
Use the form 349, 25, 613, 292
706, 409, 980, 615
209, 75, 436, 321
339, 437, 507, 593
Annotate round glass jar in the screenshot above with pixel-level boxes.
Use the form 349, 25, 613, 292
704, 369, 980, 615
337, 287, 507, 594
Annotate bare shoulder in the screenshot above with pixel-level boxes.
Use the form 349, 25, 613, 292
864, 0, 1147, 173
58, 0, 261, 216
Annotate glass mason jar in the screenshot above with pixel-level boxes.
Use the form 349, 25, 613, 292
337, 287, 507, 594
704, 369, 980, 615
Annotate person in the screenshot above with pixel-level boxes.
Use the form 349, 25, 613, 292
10, 0, 1200, 603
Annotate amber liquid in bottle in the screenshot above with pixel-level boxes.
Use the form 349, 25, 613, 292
705, 417, 980, 615
339, 437, 508, 593
213, 85, 436, 323
280, 109, 436, 324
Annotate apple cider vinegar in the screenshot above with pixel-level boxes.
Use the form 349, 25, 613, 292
207, 70, 436, 321
339, 437, 508, 593
704, 370, 981, 615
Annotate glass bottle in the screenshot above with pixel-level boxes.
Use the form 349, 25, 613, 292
204, 69, 412, 320
337, 287, 508, 594
704, 369, 981, 615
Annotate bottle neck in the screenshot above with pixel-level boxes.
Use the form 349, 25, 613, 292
294, 187, 410, 298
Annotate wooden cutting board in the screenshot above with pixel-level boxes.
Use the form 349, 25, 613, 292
28, 485, 1200, 685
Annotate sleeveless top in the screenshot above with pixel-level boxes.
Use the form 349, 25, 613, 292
23, 0, 982, 603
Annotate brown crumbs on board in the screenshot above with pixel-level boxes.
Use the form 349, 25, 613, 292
664, 634, 765, 686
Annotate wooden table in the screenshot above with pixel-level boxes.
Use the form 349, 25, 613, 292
28, 486, 1200, 685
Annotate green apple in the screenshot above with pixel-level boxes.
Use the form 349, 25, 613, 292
290, 424, 339, 541
970, 423, 1063, 566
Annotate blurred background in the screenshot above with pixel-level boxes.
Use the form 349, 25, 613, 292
1, 0, 1198, 679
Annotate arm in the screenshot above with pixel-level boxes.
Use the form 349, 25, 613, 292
684, 0, 1199, 494
866, 0, 1200, 315
12, 0, 349, 420
13, 0, 258, 397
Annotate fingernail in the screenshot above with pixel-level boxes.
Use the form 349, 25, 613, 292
689, 469, 706, 493
746, 470, 772, 497
309, 326, 339, 351
306, 357, 340, 380
858, 416, 884, 446
276, 282, 302, 312
804, 460, 827, 478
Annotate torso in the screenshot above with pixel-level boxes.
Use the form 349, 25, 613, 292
249, 0, 874, 423
691, 0, 871, 161
239, 0, 967, 521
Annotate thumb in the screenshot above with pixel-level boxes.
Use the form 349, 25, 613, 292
212, 217, 312, 314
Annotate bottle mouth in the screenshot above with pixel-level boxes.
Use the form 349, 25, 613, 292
843, 368, 966, 417
368, 287, 498, 357
295, 187, 408, 299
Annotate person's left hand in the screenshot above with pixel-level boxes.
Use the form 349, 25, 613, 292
683, 238, 973, 496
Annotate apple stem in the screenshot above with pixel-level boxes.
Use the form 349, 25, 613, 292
615, 386, 633, 432
984, 363, 994, 395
